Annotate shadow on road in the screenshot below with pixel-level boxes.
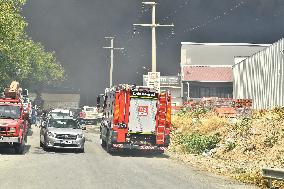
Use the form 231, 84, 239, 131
33, 147, 84, 155
0, 144, 31, 155
108, 149, 169, 159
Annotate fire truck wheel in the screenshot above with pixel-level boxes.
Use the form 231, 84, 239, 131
14, 140, 25, 154
100, 134, 106, 147
24, 134, 28, 143
106, 134, 113, 153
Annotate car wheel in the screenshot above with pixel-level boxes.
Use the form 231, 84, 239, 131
40, 141, 43, 148
78, 148, 85, 153
43, 142, 50, 152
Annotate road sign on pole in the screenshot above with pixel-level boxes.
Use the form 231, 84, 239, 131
147, 72, 160, 92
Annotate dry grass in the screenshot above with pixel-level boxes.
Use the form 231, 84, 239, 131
170, 108, 284, 188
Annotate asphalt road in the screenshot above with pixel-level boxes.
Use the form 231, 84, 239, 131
0, 126, 258, 189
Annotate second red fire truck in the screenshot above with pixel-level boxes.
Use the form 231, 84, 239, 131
0, 81, 29, 154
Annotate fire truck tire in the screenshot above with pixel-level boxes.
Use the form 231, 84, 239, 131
24, 134, 28, 143
106, 133, 113, 153
156, 150, 164, 154
100, 135, 106, 147
14, 140, 25, 154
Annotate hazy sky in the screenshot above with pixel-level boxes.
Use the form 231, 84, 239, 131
22, 0, 284, 104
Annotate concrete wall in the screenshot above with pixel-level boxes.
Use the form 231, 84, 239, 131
233, 38, 284, 109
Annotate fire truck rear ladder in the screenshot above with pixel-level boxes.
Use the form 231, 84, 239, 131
156, 93, 167, 145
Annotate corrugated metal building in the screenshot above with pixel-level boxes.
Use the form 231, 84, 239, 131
180, 42, 269, 99
233, 38, 284, 109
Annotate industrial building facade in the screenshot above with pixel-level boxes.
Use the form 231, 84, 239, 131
143, 75, 183, 108
180, 42, 269, 100
233, 38, 284, 109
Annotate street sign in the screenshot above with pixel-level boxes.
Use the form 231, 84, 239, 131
147, 72, 160, 92
143, 75, 181, 87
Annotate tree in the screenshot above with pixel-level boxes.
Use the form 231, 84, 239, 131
0, 0, 65, 91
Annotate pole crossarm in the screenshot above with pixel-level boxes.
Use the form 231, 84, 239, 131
105, 37, 115, 39
156, 24, 174, 27
142, 2, 157, 5
133, 24, 174, 27
133, 1, 174, 72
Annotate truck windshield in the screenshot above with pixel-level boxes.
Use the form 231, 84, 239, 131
48, 119, 79, 129
0, 105, 21, 119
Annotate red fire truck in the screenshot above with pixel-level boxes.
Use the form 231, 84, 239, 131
0, 82, 28, 154
99, 85, 171, 153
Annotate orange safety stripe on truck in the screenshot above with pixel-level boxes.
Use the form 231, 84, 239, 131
113, 91, 120, 125
124, 90, 130, 125
165, 92, 171, 135
118, 90, 125, 123
156, 93, 167, 145
117, 90, 128, 143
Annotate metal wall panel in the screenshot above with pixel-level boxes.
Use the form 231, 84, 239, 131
233, 38, 284, 109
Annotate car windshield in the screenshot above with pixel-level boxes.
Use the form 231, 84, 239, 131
51, 112, 69, 117
0, 105, 21, 119
85, 108, 94, 111
48, 119, 79, 129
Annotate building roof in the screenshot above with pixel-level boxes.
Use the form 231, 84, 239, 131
181, 42, 270, 47
182, 66, 233, 82
181, 42, 269, 66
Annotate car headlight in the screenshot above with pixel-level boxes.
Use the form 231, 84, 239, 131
77, 134, 84, 138
48, 132, 55, 138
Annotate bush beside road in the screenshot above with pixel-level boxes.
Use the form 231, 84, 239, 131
169, 107, 284, 188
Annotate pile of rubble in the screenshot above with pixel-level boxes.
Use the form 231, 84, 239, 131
170, 107, 284, 188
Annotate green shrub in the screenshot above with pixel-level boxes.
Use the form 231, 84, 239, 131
233, 118, 252, 136
225, 141, 236, 151
192, 108, 209, 118
178, 133, 220, 154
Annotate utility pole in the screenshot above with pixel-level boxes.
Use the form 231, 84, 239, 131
103, 37, 124, 87
134, 2, 174, 72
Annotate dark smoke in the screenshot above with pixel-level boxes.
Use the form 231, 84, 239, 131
22, 0, 284, 105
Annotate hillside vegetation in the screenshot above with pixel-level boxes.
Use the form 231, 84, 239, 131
170, 107, 284, 188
